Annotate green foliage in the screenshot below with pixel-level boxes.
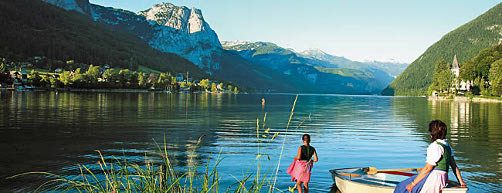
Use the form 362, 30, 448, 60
227, 85, 233, 92
383, 3, 502, 95
58, 71, 72, 87
489, 59, 502, 96
234, 86, 238, 93
459, 60, 477, 81
103, 68, 118, 87
49, 77, 61, 88
27, 70, 41, 86
156, 73, 171, 90
137, 72, 148, 89
0, 62, 10, 83
211, 82, 217, 92
118, 69, 132, 88
71, 68, 86, 88
430, 59, 455, 93
199, 79, 210, 90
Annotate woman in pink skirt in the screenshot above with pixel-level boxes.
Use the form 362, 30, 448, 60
287, 134, 318, 193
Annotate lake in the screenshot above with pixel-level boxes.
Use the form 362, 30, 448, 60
0, 92, 501, 192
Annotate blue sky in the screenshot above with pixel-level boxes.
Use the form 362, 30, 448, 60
90, 0, 500, 63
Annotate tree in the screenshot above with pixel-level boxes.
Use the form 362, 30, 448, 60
211, 82, 217, 92
103, 69, 118, 88
58, 71, 72, 87
50, 77, 61, 88
234, 86, 238, 93
199, 79, 210, 91
0, 62, 10, 83
218, 83, 224, 91
28, 70, 42, 87
129, 72, 139, 88
227, 85, 233, 92
157, 73, 170, 90
431, 59, 454, 92
489, 59, 502, 96
438, 70, 454, 93
137, 72, 148, 89
71, 68, 86, 88
459, 60, 477, 82
147, 73, 158, 88
85, 65, 101, 86
118, 69, 132, 88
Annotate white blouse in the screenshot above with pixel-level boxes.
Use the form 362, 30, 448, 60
426, 139, 454, 166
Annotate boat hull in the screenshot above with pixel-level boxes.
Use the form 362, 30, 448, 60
331, 168, 468, 193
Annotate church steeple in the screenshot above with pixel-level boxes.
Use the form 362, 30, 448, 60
451, 55, 460, 69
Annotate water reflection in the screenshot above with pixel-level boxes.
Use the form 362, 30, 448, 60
1, 92, 501, 192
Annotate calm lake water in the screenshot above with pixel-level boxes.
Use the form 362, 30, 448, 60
1, 92, 501, 192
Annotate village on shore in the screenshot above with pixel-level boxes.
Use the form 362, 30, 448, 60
0, 57, 239, 94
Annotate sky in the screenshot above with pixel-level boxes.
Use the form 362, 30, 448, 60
89, 0, 500, 63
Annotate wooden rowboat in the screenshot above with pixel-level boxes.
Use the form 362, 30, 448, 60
330, 167, 468, 193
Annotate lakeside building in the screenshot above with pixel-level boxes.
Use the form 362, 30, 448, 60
450, 55, 471, 93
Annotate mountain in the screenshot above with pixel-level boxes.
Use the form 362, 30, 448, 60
43, 0, 91, 14
91, 2, 222, 72
37, 0, 402, 93
222, 41, 396, 93
298, 48, 408, 78
382, 2, 502, 96
1, 0, 205, 76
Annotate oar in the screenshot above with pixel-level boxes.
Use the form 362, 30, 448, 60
336, 173, 362, 178
366, 167, 422, 175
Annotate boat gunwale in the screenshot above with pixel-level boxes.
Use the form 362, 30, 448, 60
330, 167, 469, 192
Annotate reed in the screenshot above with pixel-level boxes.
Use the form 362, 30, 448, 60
9, 95, 309, 192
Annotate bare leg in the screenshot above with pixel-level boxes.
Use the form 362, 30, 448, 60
304, 182, 309, 193
296, 181, 303, 193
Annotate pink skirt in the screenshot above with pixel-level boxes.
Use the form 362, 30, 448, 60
286, 160, 313, 183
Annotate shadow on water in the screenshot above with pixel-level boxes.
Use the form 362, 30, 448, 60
329, 183, 341, 193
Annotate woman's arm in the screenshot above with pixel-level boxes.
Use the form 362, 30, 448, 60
312, 150, 318, 162
406, 163, 434, 192
294, 146, 301, 160
450, 157, 467, 186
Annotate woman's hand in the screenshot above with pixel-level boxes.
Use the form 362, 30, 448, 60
406, 182, 415, 192
459, 180, 467, 187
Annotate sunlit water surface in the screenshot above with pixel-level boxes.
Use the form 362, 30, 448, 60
1, 92, 501, 192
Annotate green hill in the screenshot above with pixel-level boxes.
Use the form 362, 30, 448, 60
0, 0, 206, 77
382, 3, 502, 96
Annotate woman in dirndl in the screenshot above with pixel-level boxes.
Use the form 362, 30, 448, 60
394, 120, 467, 193
287, 134, 318, 193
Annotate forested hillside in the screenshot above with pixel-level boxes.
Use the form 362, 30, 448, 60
0, 0, 206, 77
382, 3, 502, 96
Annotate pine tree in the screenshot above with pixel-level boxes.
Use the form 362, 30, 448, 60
0, 62, 10, 83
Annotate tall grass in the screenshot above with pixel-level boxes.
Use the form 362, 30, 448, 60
9, 95, 309, 192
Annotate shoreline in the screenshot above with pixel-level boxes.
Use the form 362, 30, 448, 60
427, 96, 502, 103
0, 87, 237, 94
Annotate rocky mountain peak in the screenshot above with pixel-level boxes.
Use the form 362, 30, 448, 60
138, 3, 209, 34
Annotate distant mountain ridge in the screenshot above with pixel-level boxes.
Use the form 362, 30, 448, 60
221, 41, 405, 93
383, 2, 502, 96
